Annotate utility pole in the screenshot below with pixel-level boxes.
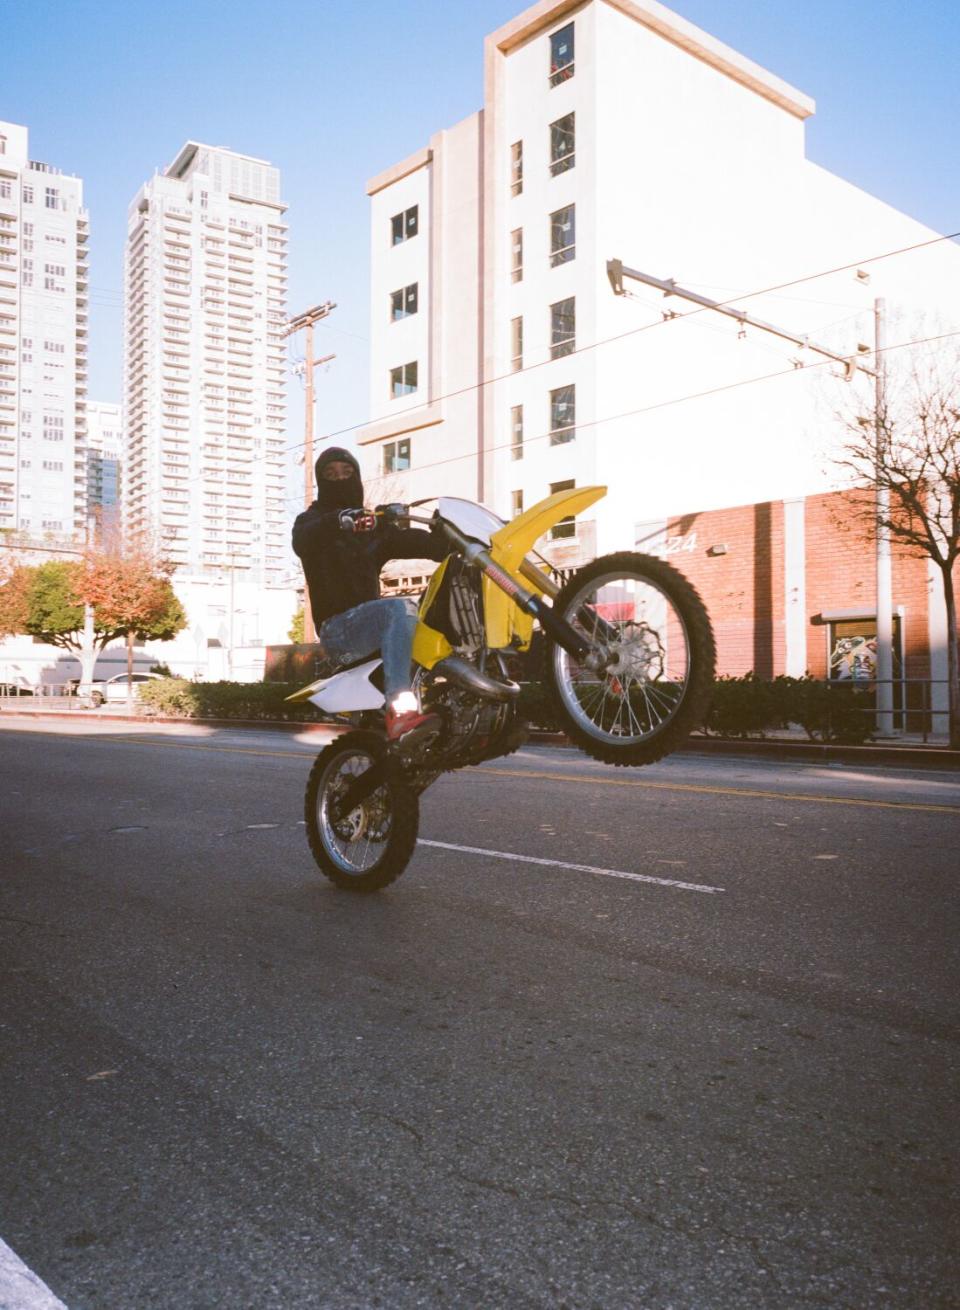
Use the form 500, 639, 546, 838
874, 298, 895, 734
282, 301, 336, 644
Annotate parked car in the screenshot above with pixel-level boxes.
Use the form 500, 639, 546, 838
89, 671, 164, 706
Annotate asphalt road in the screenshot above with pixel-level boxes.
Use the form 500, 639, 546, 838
1, 720, 958, 1309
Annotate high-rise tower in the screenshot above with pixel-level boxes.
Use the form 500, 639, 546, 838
85, 400, 122, 532
123, 142, 288, 580
0, 120, 89, 539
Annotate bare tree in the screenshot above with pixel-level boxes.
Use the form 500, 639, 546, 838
834, 341, 960, 746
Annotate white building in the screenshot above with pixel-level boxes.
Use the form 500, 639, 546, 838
0, 120, 89, 542
123, 141, 290, 581
359, 0, 960, 571
84, 399, 122, 529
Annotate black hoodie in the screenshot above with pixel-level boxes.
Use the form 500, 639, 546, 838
291, 446, 446, 628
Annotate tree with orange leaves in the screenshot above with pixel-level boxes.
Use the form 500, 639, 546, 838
73, 539, 186, 693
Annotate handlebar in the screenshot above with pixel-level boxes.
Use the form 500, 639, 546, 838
374, 503, 438, 530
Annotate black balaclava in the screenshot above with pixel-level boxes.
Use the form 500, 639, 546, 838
314, 446, 364, 512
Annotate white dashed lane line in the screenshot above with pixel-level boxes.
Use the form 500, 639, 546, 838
417, 839, 724, 894
0, 1237, 67, 1309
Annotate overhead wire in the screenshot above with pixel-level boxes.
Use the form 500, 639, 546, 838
331, 326, 960, 482
130, 226, 960, 496
270, 225, 960, 466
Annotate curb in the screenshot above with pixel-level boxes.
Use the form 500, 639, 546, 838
525, 731, 960, 770
0, 707, 335, 735
3, 707, 957, 769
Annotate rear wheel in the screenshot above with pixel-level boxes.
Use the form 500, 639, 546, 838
545, 552, 715, 766
304, 730, 419, 892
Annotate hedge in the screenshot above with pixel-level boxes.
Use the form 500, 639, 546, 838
137, 673, 876, 743
137, 678, 319, 722
705, 673, 875, 744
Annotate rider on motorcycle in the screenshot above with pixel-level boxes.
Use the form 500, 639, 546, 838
292, 445, 447, 741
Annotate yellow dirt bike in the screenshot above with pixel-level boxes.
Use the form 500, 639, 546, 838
287, 486, 715, 892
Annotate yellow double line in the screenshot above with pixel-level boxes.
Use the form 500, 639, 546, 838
474, 766, 960, 816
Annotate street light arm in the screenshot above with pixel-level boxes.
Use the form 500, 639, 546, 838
607, 258, 873, 379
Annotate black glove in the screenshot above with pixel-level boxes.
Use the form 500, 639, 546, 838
339, 507, 376, 533
375, 502, 407, 526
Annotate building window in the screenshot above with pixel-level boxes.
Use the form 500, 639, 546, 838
511, 316, 523, 372
390, 361, 418, 398
550, 206, 575, 266
828, 615, 903, 684
43, 262, 66, 293
511, 405, 523, 461
44, 187, 60, 210
550, 297, 575, 359
510, 141, 523, 197
511, 489, 524, 518
390, 282, 418, 320
391, 205, 419, 245
22, 185, 33, 204
549, 22, 574, 86
550, 113, 575, 176
383, 438, 411, 473
549, 479, 576, 538
511, 228, 523, 283
0, 180, 10, 200
549, 384, 575, 445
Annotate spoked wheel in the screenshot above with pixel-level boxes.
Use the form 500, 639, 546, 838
545, 552, 715, 766
304, 730, 419, 893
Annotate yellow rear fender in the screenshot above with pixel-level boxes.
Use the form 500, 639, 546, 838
490, 486, 606, 584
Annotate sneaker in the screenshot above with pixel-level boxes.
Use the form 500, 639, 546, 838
385, 705, 441, 743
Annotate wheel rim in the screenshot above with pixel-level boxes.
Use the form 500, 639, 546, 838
317, 748, 394, 876
553, 570, 692, 744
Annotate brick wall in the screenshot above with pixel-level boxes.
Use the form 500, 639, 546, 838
662, 501, 785, 678
656, 489, 936, 680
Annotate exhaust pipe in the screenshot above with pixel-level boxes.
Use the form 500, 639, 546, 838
432, 655, 520, 702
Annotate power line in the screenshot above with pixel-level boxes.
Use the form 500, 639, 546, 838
147, 229, 960, 498
341, 326, 960, 482
272, 226, 960, 465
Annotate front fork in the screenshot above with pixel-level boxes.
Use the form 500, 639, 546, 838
457, 539, 612, 670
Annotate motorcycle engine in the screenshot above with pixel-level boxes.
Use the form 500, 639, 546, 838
429, 685, 518, 765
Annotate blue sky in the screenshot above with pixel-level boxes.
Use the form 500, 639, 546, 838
6, 0, 959, 478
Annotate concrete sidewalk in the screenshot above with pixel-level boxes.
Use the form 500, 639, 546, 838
3, 698, 958, 769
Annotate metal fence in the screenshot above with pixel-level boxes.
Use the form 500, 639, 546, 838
822, 677, 951, 743
0, 681, 86, 708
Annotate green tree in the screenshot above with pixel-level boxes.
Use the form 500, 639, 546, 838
288, 604, 305, 644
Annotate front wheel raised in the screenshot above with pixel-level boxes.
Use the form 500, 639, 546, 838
304, 730, 419, 892
545, 552, 716, 767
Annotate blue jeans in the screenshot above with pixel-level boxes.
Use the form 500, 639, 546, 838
318, 598, 418, 701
